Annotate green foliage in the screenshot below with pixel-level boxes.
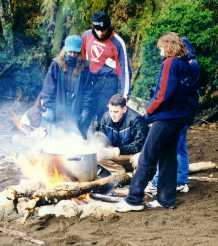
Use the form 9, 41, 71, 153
133, 0, 218, 100
132, 40, 161, 99
1, 0, 217, 105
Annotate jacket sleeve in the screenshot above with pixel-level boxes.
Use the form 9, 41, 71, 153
114, 34, 131, 98
39, 61, 59, 109
119, 117, 148, 155
81, 31, 90, 61
146, 57, 177, 115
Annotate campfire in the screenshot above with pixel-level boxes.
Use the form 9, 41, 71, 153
0, 130, 130, 222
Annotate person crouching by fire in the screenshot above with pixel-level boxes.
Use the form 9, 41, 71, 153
95, 94, 148, 175
20, 35, 93, 138
115, 32, 200, 212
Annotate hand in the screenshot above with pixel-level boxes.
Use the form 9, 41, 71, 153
96, 147, 120, 162
130, 153, 140, 169
19, 111, 34, 135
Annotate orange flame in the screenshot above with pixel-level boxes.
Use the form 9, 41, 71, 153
72, 193, 90, 205
46, 155, 73, 188
16, 152, 77, 189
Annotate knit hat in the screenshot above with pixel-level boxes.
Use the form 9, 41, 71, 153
63, 35, 82, 52
92, 11, 111, 30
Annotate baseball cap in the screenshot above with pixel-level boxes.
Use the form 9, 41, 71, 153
63, 35, 82, 52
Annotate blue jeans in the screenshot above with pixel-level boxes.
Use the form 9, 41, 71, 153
126, 120, 183, 208
152, 125, 189, 187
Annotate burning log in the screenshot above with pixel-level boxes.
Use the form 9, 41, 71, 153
31, 172, 130, 202
7, 173, 130, 221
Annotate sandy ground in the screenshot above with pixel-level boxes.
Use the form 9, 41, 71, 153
0, 101, 218, 246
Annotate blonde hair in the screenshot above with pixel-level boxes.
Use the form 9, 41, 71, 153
157, 32, 187, 57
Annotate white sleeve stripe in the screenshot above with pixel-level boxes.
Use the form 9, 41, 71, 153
114, 33, 130, 97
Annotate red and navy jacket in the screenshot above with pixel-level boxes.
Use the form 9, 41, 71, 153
146, 56, 200, 124
81, 30, 131, 97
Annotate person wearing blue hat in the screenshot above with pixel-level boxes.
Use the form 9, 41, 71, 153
20, 35, 92, 137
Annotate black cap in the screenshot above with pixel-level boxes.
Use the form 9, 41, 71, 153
92, 11, 111, 31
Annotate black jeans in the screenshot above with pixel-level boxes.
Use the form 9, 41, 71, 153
126, 120, 184, 208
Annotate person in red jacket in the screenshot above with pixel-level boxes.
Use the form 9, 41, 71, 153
116, 32, 200, 212
80, 11, 131, 126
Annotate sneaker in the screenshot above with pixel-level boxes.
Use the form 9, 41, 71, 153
146, 200, 175, 209
176, 184, 189, 193
146, 200, 163, 209
144, 182, 157, 196
115, 199, 144, 213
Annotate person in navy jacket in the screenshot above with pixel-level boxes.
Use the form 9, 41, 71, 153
116, 32, 200, 212
81, 11, 131, 125
145, 36, 200, 195
96, 94, 148, 174
20, 35, 92, 137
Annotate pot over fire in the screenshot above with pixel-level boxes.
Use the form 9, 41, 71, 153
41, 137, 97, 182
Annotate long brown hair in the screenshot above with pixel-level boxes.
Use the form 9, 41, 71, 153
157, 32, 187, 57
55, 48, 84, 77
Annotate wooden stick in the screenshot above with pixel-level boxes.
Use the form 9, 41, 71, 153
0, 227, 45, 245
189, 176, 218, 182
32, 172, 131, 201
189, 161, 217, 173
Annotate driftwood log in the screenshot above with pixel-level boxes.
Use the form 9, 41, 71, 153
189, 176, 218, 182
32, 172, 131, 201
0, 227, 45, 245
7, 172, 131, 221
189, 161, 217, 173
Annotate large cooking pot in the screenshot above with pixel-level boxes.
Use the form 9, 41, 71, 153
42, 150, 97, 182
64, 153, 97, 181
41, 136, 97, 182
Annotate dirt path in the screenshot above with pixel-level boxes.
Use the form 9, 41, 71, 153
0, 102, 218, 246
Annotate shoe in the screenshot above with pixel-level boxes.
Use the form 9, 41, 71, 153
146, 200, 175, 209
115, 199, 144, 213
146, 200, 164, 209
144, 182, 157, 196
176, 184, 189, 193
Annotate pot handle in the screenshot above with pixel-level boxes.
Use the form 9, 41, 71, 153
67, 157, 81, 161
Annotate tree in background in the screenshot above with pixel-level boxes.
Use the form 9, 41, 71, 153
132, 0, 218, 104
0, 0, 217, 105
0, 0, 14, 56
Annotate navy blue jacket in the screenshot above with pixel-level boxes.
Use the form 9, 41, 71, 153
100, 108, 148, 155
39, 58, 91, 124
146, 56, 200, 124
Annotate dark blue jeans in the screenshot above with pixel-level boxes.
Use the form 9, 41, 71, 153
152, 125, 189, 186
126, 120, 184, 208
90, 74, 118, 122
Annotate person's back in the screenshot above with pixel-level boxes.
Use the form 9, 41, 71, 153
146, 55, 200, 124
